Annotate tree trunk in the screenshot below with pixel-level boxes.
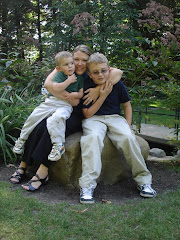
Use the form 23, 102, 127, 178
1, 0, 9, 55
37, 0, 43, 61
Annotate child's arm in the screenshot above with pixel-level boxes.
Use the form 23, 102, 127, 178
83, 82, 113, 119
65, 88, 83, 103
53, 74, 77, 92
44, 68, 69, 98
77, 88, 83, 99
83, 68, 123, 105
122, 101, 132, 128
44, 69, 79, 106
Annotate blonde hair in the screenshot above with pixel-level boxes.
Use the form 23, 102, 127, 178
73, 45, 92, 57
87, 52, 109, 70
55, 51, 72, 66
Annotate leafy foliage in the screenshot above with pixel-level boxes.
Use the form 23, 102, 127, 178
0, 85, 43, 164
0, 51, 54, 92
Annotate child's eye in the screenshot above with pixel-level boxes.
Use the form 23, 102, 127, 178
102, 69, 108, 74
92, 71, 99, 75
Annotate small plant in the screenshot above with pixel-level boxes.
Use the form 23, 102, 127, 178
0, 110, 17, 165
0, 84, 43, 165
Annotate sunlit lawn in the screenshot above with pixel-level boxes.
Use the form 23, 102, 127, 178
133, 108, 176, 128
131, 100, 179, 129
0, 181, 180, 240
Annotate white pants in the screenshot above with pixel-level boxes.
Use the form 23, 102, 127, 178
79, 115, 152, 189
20, 97, 72, 144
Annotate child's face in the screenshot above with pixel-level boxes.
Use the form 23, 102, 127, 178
88, 63, 110, 85
57, 57, 75, 76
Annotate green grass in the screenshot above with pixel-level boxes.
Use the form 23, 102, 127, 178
0, 182, 180, 240
131, 98, 179, 129
132, 107, 178, 129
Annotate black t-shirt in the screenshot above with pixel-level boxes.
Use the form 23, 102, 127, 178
82, 78, 131, 116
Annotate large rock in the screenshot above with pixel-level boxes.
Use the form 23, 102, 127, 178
49, 132, 150, 186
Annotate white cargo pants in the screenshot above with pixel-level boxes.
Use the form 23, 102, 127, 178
20, 97, 72, 144
79, 115, 152, 189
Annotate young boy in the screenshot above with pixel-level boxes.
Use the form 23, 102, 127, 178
79, 53, 156, 204
13, 51, 84, 161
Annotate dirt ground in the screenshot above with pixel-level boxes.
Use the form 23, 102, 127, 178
0, 161, 180, 205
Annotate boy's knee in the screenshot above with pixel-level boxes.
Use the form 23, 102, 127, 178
82, 132, 98, 140
81, 132, 104, 146
122, 132, 134, 140
119, 133, 136, 147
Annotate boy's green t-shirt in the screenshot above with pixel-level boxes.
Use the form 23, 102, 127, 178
53, 72, 84, 93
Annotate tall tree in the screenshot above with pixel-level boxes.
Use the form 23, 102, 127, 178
37, 0, 43, 60
0, 0, 35, 56
0, 0, 9, 55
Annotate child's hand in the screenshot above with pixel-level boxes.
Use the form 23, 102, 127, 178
67, 74, 77, 84
100, 81, 113, 98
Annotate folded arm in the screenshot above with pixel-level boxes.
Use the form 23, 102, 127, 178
44, 68, 69, 99
83, 68, 123, 105
83, 82, 113, 118
53, 74, 77, 92
44, 69, 79, 106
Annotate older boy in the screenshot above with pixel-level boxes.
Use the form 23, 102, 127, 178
13, 51, 84, 161
79, 53, 156, 204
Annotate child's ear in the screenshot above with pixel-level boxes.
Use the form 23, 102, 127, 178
56, 66, 61, 71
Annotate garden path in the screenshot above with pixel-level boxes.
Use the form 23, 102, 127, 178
133, 123, 179, 141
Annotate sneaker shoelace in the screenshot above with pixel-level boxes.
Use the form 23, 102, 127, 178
81, 187, 94, 197
143, 184, 156, 193
51, 145, 60, 153
15, 140, 24, 148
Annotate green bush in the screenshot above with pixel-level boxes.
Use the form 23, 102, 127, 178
119, 43, 180, 133
0, 51, 54, 93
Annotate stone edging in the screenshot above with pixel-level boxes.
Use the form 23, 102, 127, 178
147, 156, 180, 163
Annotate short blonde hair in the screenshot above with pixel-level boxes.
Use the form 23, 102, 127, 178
87, 52, 109, 70
55, 51, 72, 66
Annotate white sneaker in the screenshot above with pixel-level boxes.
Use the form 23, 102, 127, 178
48, 144, 65, 161
138, 184, 157, 198
13, 138, 25, 154
80, 187, 95, 204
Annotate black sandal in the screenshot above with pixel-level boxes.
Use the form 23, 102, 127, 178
10, 167, 26, 184
21, 173, 49, 191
